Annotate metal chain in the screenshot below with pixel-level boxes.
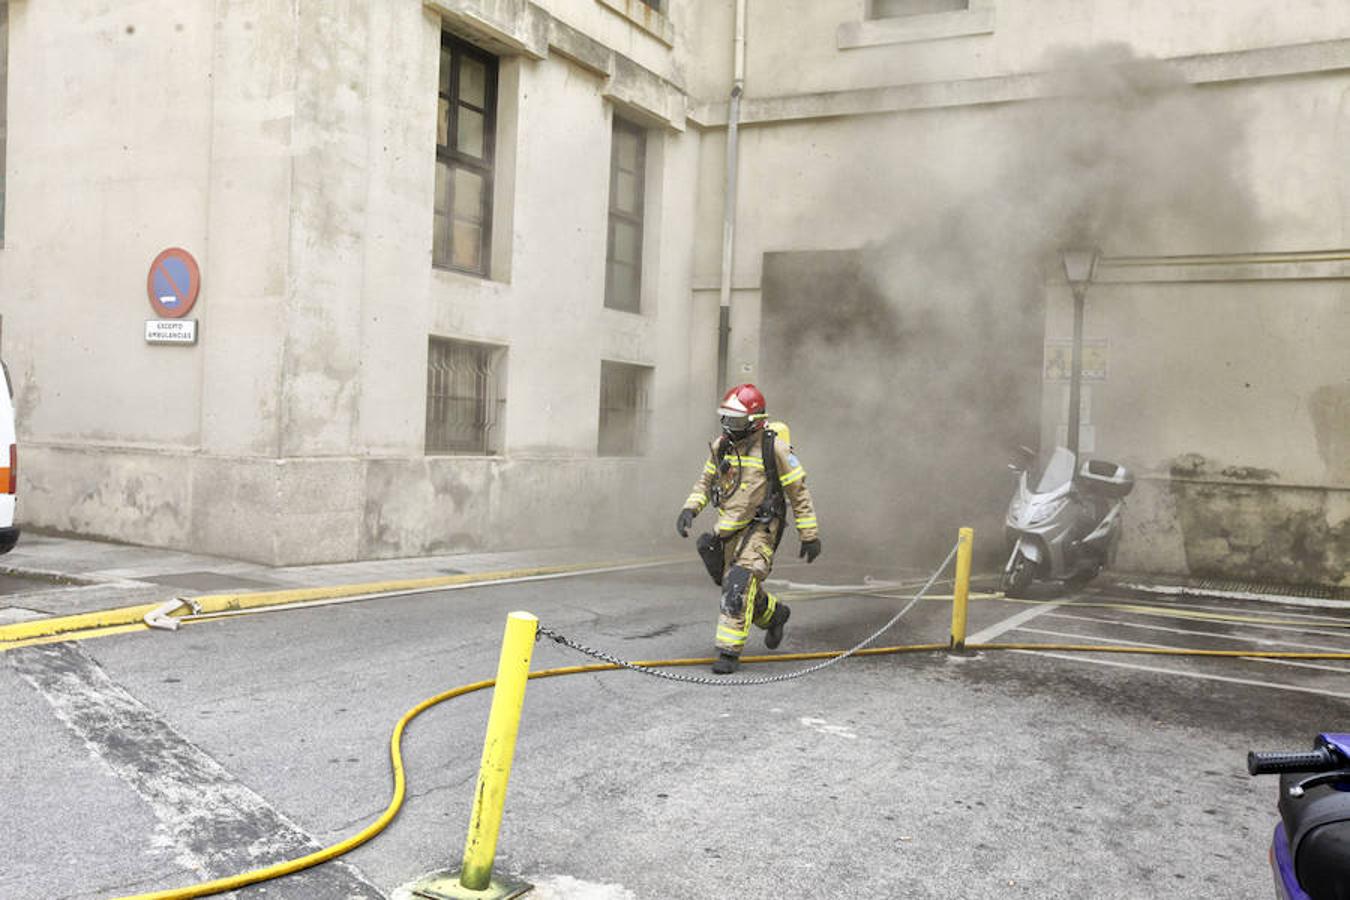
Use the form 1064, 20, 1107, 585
535, 540, 961, 687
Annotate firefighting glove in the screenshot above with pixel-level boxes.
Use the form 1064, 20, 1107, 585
676, 508, 696, 538
799, 538, 822, 563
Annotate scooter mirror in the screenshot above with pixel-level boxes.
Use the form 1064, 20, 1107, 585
1009, 446, 1037, 472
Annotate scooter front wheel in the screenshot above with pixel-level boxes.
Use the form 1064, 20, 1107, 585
1002, 552, 1035, 598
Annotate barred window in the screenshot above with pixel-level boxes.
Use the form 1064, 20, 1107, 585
426, 337, 505, 455
434, 33, 498, 275
870, 0, 967, 16
605, 117, 646, 313
598, 361, 652, 457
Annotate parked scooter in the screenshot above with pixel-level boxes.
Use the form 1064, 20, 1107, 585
1001, 446, 1134, 597
1249, 734, 1350, 899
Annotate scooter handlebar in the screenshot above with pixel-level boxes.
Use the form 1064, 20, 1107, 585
1248, 747, 1338, 776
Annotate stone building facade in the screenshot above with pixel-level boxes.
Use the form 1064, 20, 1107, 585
0, 0, 1345, 584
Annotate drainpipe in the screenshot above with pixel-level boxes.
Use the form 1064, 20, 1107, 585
717, 0, 747, 393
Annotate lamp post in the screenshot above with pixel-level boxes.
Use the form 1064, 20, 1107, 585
1061, 247, 1099, 461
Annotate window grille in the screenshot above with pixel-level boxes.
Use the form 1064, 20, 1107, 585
605, 117, 646, 313
598, 361, 652, 457
426, 337, 505, 455
434, 33, 498, 276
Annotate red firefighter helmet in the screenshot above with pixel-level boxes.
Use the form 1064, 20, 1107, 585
718, 383, 767, 440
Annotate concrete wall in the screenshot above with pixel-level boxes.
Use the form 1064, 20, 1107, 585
1045, 269, 1350, 586
684, 0, 1349, 585
1, 0, 706, 563
740, 0, 1350, 97
1, 0, 1345, 582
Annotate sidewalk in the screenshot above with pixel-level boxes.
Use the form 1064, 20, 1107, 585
3, 530, 1343, 635
0, 530, 670, 628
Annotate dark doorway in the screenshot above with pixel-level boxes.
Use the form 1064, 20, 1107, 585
759, 249, 1044, 570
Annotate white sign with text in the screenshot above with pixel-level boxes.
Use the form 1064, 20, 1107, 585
145, 320, 198, 344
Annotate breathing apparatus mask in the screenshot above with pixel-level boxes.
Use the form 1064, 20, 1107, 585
720, 413, 754, 442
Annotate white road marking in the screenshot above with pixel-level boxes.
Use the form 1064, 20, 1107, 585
1018, 626, 1350, 676
1013, 650, 1350, 699
1259, 658, 1350, 675
9, 643, 384, 896
527, 874, 640, 899
1087, 594, 1350, 625
1137, 599, 1350, 624
967, 599, 1072, 645
1044, 611, 1350, 659
800, 716, 857, 740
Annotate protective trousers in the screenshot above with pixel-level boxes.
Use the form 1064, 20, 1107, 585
712, 520, 783, 654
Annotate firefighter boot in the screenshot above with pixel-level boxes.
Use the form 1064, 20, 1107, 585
764, 603, 791, 650
712, 651, 740, 674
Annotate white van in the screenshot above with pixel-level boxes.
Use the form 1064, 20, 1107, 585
0, 361, 17, 553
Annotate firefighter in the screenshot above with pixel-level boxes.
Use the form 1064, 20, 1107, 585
675, 383, 821, 674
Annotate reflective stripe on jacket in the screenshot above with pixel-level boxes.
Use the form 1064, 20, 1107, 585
683, 429, 819, 542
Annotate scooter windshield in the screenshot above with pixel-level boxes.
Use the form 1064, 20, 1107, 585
1033, 447, 1077, 493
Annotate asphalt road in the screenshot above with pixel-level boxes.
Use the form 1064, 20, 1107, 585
3, 557, 1346, 899
0, 571, 71, 595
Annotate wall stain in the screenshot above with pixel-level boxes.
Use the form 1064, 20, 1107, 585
15, 361, 41, 433
1168, 454, 1348, 587
1169, 452, 1277, 482
363, 460, 489, 557
1309, 383, 1350, 484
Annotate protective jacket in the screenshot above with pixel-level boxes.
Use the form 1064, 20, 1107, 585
683, 427, 818, 544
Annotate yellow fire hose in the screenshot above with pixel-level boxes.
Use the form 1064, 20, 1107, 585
112, 638, 1350, 900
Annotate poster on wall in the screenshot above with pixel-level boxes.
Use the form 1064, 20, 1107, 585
1044, 338, 1108, 382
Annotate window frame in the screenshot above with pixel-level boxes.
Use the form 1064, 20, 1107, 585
425, 336, 507, 456
597, 360, 653, 457
595, 0, 676, 44
868, 0, 969, 17
604, 116, 647, 314
434, 32, 499, 277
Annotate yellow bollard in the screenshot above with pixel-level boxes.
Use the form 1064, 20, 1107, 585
950, 527, 973, 651
461, 610, 537, 891
412, 611, 537, 900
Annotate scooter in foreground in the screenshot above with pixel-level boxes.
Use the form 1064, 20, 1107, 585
1000, 445, 1134, 597
1249, 734, 1350, 899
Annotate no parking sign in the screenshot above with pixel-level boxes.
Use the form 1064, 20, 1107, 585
145, 248, 201, 345
146, 248, 201, 319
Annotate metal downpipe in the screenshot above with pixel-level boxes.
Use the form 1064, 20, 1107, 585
717, 0, 747, 391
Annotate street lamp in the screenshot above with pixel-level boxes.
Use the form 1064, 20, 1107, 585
1061, 246, 1100, 460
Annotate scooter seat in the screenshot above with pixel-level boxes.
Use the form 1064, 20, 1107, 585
1279, 772, 1350, 898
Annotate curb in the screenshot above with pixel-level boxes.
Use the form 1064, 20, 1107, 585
0, 556, 682, 646
1108, 579, 1350, 610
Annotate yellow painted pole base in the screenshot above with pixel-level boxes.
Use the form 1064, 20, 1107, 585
411, 869, 532, 899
